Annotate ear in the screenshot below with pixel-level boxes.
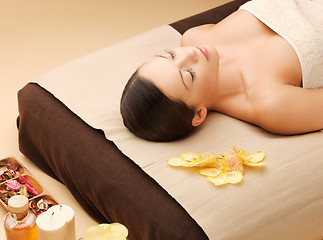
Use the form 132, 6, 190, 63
192, 106, 207, 127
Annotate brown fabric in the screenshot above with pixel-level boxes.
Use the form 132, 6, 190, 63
17, 1, 244, 239
18, 83, 208, 240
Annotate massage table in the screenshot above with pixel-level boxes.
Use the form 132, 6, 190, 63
17, 0, 323, 239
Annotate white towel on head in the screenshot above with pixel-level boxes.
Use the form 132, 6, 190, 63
240, 0, 323, 89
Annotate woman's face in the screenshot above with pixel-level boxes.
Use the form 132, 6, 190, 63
139, 45, 219, 109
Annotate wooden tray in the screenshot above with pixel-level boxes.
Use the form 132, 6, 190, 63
0, 157, 59, 215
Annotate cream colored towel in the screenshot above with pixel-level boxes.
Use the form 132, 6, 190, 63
240, 0, 323, 88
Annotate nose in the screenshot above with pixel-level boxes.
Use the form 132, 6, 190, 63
174, 47, 197, 67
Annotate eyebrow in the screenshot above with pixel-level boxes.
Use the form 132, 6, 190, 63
154, 55, 189, 90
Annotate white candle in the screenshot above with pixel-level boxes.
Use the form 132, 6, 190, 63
49, 205, 76, 240
36, 210, 68, 240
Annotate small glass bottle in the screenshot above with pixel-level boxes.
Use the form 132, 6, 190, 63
4, 195, 39, 240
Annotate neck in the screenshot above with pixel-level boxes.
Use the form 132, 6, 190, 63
207, 46, 245, 111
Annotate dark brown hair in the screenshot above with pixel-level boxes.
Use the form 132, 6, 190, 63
120, 70, 196, 142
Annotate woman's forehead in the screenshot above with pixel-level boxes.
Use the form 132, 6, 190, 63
139, 57, 188, 98
139, 57, 178, 82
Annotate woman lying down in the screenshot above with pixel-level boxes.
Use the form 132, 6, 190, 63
120, 0, 323, 142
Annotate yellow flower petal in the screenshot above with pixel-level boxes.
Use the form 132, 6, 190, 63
219, 152, 229, 158
200, 151, 217, 159
230, 146, 244, 154
207, 175, 228, 186
167, 157, 187, 167
98, 223, 111, 231
182, 162, 199, 167
244, 161, 265, 167
196, 157, 218, 167
222, 171, 243, 184
245, 151, 266, 163
195, 151, 218, 167
222, 155, 244, 173
83, 223, 128, 240
103, 231, 127, 240
180, 152, 198, 161
199, 168, 221, 177
221, 162, 228, 168
107, 223, 128, 238
83, 225, 107, 240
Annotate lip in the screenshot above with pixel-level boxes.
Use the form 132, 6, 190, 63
196, 46, 209, 61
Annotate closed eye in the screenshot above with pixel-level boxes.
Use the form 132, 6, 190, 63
185, 67, 195, 81
165, 49, 176, 59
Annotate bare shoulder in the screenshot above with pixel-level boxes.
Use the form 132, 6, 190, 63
253, 84, 323, 135
181, 24, 216, 46
181, 10, 263, 47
